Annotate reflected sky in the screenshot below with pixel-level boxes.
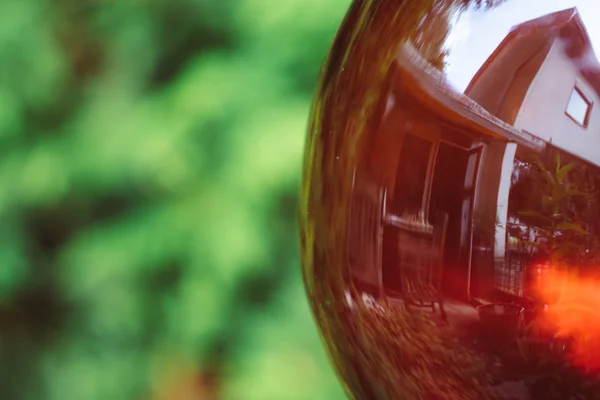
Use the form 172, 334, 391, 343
446, 0, 600, 92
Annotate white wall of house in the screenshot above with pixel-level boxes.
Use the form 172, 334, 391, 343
514, 38, 600, 167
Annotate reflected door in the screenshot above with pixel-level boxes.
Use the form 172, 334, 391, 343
429, 142, 482, 300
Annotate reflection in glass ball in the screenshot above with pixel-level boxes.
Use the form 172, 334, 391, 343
300, 1, 600, 399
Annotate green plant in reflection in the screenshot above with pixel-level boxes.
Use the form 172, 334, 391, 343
515, 155, 593, 269
507, 155, 600, 398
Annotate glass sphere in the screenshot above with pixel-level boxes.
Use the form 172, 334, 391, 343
300, 1, 600, 399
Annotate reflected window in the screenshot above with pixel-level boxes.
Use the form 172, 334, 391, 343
566, 86, 592, 127
393, 133, 432, 216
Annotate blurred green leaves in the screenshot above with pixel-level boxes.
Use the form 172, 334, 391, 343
0, 0, 351, 398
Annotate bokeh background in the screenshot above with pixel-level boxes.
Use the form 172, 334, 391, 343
0, 0, 351, 398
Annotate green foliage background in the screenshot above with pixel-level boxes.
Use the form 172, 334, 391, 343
0, 0, 350, 398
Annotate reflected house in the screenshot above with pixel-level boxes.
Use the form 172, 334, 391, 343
466, 7, 600, 153
466, 7, 600, 299
348, 7, 600, 306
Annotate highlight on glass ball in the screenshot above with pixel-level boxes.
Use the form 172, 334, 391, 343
300, 1, 600, 398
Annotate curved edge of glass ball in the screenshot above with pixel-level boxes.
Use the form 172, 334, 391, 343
301, 2, 600, 399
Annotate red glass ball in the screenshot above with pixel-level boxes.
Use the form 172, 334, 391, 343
300, 2, 600, 398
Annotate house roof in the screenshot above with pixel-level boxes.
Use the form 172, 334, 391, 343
510, 7, 577, 33
466, 7, 600, 97
395, 44, 545, 151
392, 7, 600, 153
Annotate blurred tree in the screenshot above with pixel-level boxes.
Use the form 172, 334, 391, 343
0, 0, 350, 398
411, 0, 508, 70
411, 0, 455, 70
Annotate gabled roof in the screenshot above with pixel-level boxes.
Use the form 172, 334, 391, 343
510, 7, 577, 34
395, 44, 545, 151
466, 7, 600, 96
